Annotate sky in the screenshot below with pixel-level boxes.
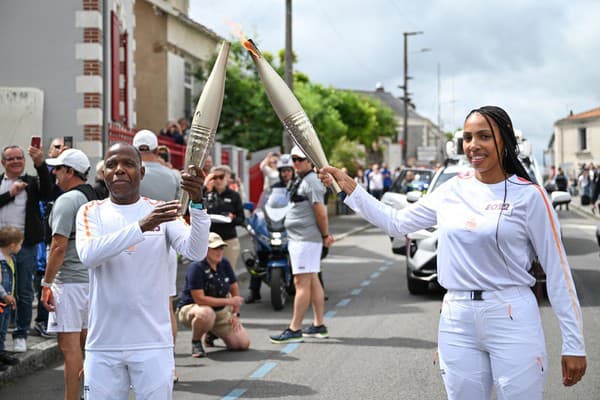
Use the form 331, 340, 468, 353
190, 0, 600, 163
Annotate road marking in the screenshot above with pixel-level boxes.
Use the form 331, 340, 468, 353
370, 272, 381, 279
281, 343, 301, 354
250, 362, 278, 379
561, 223, 597, 231
379, 265, 389, 272
351, 288, 362, 296
361, 280, 371, 286
223, 388, 247, 399
336, 298, 351, 307
324, 310, 337, 320
323, 255, 386, 264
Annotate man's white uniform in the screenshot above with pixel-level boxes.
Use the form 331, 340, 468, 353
345, 173, 585, 400
76, 197, 209, 399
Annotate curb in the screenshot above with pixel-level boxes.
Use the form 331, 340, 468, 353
0, 339, 62, 386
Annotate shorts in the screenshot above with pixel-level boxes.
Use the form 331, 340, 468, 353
288, 240, 322, 275
167, 248, 177, 297
177, 304, 234, 338
84, 348, 174, 400
47, 283, 89, 333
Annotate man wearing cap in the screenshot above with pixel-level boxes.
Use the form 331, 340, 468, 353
133, 129, 182, 382
0, 144, 54, 352
75, 143, 209, 398
177, 232, 249, 357
41, 149, 96, 400
270, 146, 334, 343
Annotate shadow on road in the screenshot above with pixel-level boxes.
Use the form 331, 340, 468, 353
306, 335, 437, 350
176, 378, 317, 397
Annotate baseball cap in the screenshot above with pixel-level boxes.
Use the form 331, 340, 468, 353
290, 145, 306, 159
46, 149, 91, 175
133, 129, 158, 151
208, 232, 228, 249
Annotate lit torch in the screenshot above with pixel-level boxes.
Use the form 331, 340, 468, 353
243, 39, 342, 194
180, 41, 231, 212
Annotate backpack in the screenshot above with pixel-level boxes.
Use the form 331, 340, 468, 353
44, 184, 98, 244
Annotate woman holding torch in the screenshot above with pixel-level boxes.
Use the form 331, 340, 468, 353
318, 106, 586, 399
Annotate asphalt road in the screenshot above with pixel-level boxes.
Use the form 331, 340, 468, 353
0, 209, 598, 399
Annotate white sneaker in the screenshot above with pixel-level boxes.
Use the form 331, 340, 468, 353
13, 338, 27, 353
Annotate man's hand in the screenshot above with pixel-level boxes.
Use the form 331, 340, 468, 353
562, 355, 586, 386
181, 166, 205, 203
228, 296, 244, 308
3, 294, 16, 310
41, 287, 55, 312
28, 145, 44, 167
323, 234, 335, 248
139, 200, 181, 232
9, 181, 28, 197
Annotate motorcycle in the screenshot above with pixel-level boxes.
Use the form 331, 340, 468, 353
242, 187, 294, 310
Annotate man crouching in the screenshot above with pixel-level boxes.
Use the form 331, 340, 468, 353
177, 232, 250, 357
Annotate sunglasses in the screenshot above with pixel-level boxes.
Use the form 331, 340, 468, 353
53, 144, 62, 149
213, 174, 225, 180
292, 157, 307, 163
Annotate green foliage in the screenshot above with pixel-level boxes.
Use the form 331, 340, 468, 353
194, 41, 397, 154
329, 137, 366, 176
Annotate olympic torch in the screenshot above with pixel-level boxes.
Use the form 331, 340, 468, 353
243, 39, 342, 194
179, 41, 230, 212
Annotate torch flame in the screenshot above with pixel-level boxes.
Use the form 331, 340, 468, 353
226, 20, 261, 58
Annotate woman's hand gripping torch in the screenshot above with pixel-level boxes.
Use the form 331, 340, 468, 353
242, 39, 342, 194
179, 41, 230, 213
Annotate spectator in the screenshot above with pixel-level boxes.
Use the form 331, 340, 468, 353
381, 163, 392, 193
42, 149, 96, 400
92, 160, 109, 200
368, 164, 384, 200
400, 171, 417, 194
354, 167, 367, 191
178, 117, 190, 144
554, 167, 568, 191
260, 151, 280, 192
204, 165, 245, 269
0, 144, 54, 352
0, 226, 23, 371
203, 154, 213, 176
159, 121, 185, 145
157, 145, 174, 169
48, 137, 65, 159
75, 143, 209, 398
176, 232, 249, 357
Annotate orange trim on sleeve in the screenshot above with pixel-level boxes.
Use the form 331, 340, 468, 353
532, 185, 582, 329
81, 201, 95, 239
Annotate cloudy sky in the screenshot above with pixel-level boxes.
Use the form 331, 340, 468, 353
190, 0, 600, 163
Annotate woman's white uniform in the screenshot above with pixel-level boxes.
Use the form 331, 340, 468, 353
76, 198, 210, 399
345, 173, 585, 400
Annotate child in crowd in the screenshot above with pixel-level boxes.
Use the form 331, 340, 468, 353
0, 226, 24, 371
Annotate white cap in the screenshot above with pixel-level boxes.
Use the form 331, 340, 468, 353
46, 149, 91, 175
290, 145, 306, 158
208, 232, 228, 248
133, 129, 158, 151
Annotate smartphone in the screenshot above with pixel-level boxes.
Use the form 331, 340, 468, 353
63, 136, 73, 148
31, 136, 41, 149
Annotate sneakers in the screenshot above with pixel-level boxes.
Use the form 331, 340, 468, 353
32, 321, 56, 339
269, 328, 303, 344
0, 351, 19, 366
13, 338, 27, 353
303, 324, 329, 338
191, 340, 206, 358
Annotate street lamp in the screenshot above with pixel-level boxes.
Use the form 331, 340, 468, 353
399, 31, 424, 166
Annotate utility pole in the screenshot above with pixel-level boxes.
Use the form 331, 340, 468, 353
282, 0, 293, 153
400, 31, 423, 166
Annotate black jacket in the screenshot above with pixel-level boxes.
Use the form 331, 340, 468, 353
205, 187, 244, 241
0, 162, 54, 245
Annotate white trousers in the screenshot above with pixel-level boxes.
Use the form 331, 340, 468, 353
438, 287, 547, 400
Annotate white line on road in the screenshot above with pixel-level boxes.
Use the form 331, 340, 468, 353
336, 298, 352, 307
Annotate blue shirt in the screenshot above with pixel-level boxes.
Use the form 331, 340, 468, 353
178, 258, 237, 311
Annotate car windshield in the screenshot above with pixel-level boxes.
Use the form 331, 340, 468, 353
430, 171, 458, 192
390, 169, 434, 194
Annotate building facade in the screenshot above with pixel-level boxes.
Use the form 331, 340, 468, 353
552, 107, 600, 175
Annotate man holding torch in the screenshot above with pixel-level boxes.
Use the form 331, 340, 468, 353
270, 146, 334, 343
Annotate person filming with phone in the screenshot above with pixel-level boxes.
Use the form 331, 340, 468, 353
0, 141, 54, 353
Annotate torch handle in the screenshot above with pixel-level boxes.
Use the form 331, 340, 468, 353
328, 174, 342, 194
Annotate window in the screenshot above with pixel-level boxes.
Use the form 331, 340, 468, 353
577, 127, 587, 151
184, 62, 192, 120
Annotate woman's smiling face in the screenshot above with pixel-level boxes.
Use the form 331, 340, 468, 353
463, 112, 506, 184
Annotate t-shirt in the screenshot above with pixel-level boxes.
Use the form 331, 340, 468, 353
284, 172, 326, 242
140, 161, 180, 201
76, 197, 210, 351
345, 174, 585, 356
49, 190, 89, 284
178, 258, 237, 311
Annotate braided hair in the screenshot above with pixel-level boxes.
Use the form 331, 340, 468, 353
465, 106, 530, 181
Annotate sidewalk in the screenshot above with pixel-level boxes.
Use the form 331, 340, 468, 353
568, 195, 600, 220
0, 212, 371, 386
